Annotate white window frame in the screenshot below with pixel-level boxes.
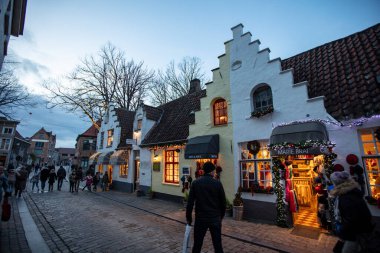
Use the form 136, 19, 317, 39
2, 127, 13, 134
0, 138, 11, 150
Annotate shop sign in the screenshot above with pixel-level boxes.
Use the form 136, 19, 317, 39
271, 146, 330, 156
185, 154, 218, 159
152, 162, 160, 172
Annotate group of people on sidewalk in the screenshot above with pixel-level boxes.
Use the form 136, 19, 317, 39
29, 164, 110, 193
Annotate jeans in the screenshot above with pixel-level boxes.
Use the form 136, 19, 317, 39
69, 182, 74, 192
192, 220, 223, 253
41, 180, 47, 192
57, 178, 64, 190
8, 182, 14, 193
75, 180, 80, 192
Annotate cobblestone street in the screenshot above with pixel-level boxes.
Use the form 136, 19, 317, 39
18, 181, 337, 253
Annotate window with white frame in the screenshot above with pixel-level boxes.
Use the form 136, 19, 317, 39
360, 128, 380, 199
35, 141, 44, 149
252, 85, 273, 118
240, 140, 273, 193
107, 129, 114, 147
119, 164, 128, 177
0, 138, 11, 150
137, 119, 142, 130
165, 150, 179, 184
2, 127, 13, 134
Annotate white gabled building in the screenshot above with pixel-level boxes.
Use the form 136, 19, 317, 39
227, 23, 380, 227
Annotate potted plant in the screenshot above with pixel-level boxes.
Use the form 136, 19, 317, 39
225, 198, 233, 217
232, 186, 244, 221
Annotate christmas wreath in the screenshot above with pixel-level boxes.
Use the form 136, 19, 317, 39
247, 140, 260, 155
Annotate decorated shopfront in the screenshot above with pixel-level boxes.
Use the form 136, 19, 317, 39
269, 121, 336, 228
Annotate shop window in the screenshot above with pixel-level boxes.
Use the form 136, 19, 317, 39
120, 164, 128, 177
81, 158, 89, 169
360, 128, 380, 199
213, 99, 228, 126
107, 129, 114, 147
240, 141, 273, 193
165, 150, 179, 184
251, 85, 273, 118
2, 127, 13, 134
100, 132, 104, 149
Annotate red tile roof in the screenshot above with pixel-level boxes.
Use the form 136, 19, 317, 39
281, 23, 380, 120
141, 90, 206, 147
79, 121, 100, 138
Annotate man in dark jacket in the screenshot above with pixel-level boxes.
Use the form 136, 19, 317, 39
330, 171, 373, 252
186, 162, 226, 253
39, 165, 50, 193
57, 166, 67, 191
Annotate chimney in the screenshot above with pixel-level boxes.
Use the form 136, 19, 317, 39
188, 79, 201, 94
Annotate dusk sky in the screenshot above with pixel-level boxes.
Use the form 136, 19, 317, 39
8, 0, 380, 148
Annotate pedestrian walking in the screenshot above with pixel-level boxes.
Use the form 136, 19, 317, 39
82, 173, 93, 192
30, 167, 40, 193
102, 171, 109, 191
6, 164, 16, 194
14, 166, 28, 198
48, 167, 57, 192
69, 171, 76, 193
330, 171, 373, 253
93, 172, 100, 191
186, 162, 226, 253
75, 167, 83, 192
40, 165, 49, 193
57, 165, 67, 191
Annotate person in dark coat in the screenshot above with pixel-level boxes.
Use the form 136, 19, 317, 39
56, 166, 67, 191
40, 165, 50, 193
93, 172, 100, 191
75, 167, 83, 192
330, 171, 373, 253
15, 166, 28, 197
186, 162, 226, 253
48, 167, 57, 192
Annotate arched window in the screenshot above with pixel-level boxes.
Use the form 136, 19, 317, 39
252, 85, 273, 117
213, 99, 228, 125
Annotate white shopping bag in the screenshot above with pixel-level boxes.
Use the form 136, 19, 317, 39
182, 224, 192, 253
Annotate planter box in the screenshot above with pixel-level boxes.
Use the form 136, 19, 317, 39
233, 205, 244, 221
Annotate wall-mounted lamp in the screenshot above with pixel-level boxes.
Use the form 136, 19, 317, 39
175, 149, 181, 153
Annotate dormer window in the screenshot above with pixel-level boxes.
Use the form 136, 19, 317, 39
252, 85, 273, 118
213, 99, 228, 126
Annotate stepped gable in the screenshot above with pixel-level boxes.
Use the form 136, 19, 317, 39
281, 23, 380, 120
141, 89, 206, 147
143, 104, 163, 121
115, 108, 135, 149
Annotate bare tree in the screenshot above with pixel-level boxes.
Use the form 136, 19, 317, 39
43, 43, 154, 129
149, 56, 207, 106
0, 66, 35, 119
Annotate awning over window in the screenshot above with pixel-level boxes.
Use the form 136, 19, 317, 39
97, 151, 114, 164
110, 150, 129, 165
185, 134, 219, 159
89, 152, 101, 165
270, 121, 329, 155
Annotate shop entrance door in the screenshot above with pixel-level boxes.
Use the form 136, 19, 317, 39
134, 159, 140, 191
290, 156, 321, 228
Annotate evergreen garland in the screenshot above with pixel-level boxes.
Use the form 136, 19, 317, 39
272, 157, 287, 227
323, 152, 337, 179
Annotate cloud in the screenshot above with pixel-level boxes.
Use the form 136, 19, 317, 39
15, 95, 90, 148
21, 58, 49, 78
